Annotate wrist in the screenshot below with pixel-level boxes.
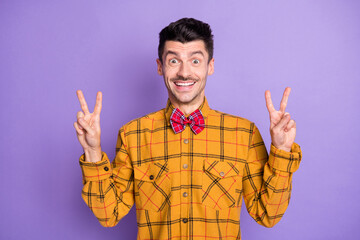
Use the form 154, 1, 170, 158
272, 143, 291, 152
84, 147, 102, 163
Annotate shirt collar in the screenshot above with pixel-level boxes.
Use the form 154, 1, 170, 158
164, 96, 210, 126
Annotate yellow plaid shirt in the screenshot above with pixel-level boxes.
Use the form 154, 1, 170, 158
79, 97, 302, 240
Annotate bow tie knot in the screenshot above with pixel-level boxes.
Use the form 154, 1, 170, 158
182, 118, 192, 125
170, 108, 205, 135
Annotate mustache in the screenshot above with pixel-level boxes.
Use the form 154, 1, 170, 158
170, 76, 199, 81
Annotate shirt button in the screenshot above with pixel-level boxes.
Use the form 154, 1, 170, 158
183, 139, 189, 144
183, 164, 188, 169
104, 167, 109, 171
149, 175, 154, 180
219, 172, 225, 177
182, 218, 188, 223
183, 192, 188, 197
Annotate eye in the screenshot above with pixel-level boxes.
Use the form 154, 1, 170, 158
169, 59, 178, 64
192, 59, 200, 64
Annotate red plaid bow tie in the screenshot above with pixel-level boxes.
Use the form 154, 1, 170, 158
170, 108, 205, 135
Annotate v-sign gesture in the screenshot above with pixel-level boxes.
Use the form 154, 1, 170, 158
265, 87, 296, 152
73, 90, 103, 162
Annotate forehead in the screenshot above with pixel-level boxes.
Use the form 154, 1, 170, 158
163, 40, 208, 58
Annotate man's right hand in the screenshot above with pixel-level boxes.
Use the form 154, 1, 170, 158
74, 90, 103, 163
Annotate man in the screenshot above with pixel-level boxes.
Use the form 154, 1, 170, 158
74, 18, 302, 240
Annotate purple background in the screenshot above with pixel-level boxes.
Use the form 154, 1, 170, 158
1, 0, 359, 239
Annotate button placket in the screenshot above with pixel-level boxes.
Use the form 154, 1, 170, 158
180, 126, 190, 236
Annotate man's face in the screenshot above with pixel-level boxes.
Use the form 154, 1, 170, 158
156, 40, 214, 108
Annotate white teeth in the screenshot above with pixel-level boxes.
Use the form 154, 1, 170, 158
175, 82, 195, 86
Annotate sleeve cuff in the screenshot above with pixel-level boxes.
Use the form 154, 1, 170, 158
79, 152, 112, 182
268, 143, 302, 172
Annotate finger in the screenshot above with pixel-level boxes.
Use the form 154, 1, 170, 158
77, 117, 95, 135
76, 111, 85, 129
265, 90, 276, 113
74, 122, 84, 135
76, 90, 90, 115
279, 87, 291, 113
77, 111, 85, 120
285, 119, 296, 132
274, 112, 291, 131
93, 91, 102, 115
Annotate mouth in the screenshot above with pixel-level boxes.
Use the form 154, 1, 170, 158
174, 81, 196, 87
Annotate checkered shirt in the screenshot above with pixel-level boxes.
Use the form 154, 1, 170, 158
79, 96, 302, 240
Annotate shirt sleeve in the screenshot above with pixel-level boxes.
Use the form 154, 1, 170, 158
242, 123, 302, 228
79, 127, 134, 227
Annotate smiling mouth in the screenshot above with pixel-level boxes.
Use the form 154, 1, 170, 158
174, 81, 196, 86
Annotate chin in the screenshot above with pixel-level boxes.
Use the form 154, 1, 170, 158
174, 94, 198, 105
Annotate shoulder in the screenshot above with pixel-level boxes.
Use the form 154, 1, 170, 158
208, 108, 255, 130
119, 108, 165, 133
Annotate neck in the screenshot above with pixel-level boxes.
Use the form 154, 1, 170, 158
170, 95, 205, 115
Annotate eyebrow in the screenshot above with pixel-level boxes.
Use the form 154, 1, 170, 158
190, 51, 205, 57
164, 51, 178, 59
164, 50, 205, 60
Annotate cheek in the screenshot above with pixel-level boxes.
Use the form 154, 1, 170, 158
163, 67, 178, 77
194, 68, 208, 79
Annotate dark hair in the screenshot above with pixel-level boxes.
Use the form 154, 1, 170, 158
158, 18, 214, 63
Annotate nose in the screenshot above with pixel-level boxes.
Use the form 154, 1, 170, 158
177, 62, 192, 79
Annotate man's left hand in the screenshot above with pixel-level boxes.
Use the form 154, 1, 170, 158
265, 87, 296, 152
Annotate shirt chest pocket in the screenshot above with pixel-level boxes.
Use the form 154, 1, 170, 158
133, 161, 171, 212
202, 159, 242, 210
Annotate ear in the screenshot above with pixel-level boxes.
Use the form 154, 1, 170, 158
156, 58, 163, 76
207, 58, 214, 76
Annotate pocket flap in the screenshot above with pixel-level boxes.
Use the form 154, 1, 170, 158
203, 159, 240, 179
134, 161, 169, 182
